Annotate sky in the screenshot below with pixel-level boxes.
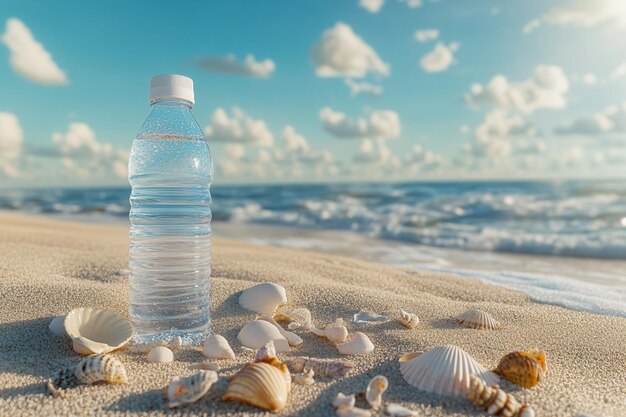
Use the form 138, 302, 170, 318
1, 0, 626, 187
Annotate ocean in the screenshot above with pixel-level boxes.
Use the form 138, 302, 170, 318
1, 180, 625, 316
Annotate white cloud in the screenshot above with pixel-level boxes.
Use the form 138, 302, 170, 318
523, 19, 542, 34
407, 144, 445, 170
419, 42, 459, 73
464, 65, 569, 114
526, 0, 626, 32
354, 139, 399, 168
53, 123, 111, 157
205, 107, 273, 146
0, 112, 23, 177
224, 144, 245, 160
195, 54, 275, 78
320, 107, 400, 140
1, 18, 68, 85
555, 102, 626, 135
345, 79, 383, 96
414, 29, 439, 43
399, 0, 422, 9
282, 125, 310, 154
610, 62, 626, 80
359, 0, 385, 13
311, 22, 390, 78
467, 109, 535, 159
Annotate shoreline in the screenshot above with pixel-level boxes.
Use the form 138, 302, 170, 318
0, 212, 625, 416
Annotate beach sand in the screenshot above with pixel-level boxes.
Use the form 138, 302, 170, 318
0, 212, 624, 417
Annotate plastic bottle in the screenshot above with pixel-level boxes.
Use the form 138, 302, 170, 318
128, 74, 212, 344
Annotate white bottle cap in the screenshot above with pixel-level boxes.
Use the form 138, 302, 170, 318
149, 74, 195, 105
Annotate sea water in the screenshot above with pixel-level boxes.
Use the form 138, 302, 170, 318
128, 137, 212, 343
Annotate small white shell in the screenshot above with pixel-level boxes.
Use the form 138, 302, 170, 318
292, 369, 315, 385
64, 308, 134, 355
396, 310, 419, 329
385, 403, 419, 416
237, 320, 290, 352
332, 392, 355, 409
336, 332, 374, 355
353, 310, 389, 325
454, 309, 501, 330
337, 407, 372, 417
148, 346, 174, 363
312, 318, 348, 344
49, 316, 67, 337
259, 315, 303, 346
165, 370, 218, 409
239, 282, 287, 314
202, 334, 236, 359
365, 375, 388, 410
399, 344, 499, 398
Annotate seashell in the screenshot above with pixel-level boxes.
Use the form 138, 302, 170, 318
223, 355, 291, 411
466, 374, 535, 417
259, 315, 303, 346
385, 403, 419, 416
395, 310, 419, 329
147, 346, 174, 363
47, 367, 80, 397
193, 361, 220, 371
64, 308, 134, 355
495, 349, 546, 388
202, 334, 236, 359
239, 282, 287, 314
280, 307, 313, 330
238, 320, 290, 352
292, 369, 315, 385
454, 309, 501, 330
399, 344, 499, 398
365, 375, 388, 410
312, 318, 348, 344
49, 316, 67, 337
353, 310, 389, 325
285, 357, 354, 378
164, 370, 218, 409
336, 332, 374, 355
74, 354, 128, 385
168, 336, 183, 350
332, 392, 356, 409
255, 341, 278, 363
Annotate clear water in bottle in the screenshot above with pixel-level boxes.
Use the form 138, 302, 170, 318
128, 75, 212, 344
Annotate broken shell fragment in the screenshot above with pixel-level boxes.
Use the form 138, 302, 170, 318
466, 374, 535, 417
281, 307, 313, 330
336, 332, 374, 355
365, 375, 388, 410
292, 369, 315, 385
385, 403, 419, 416
202, 334, 236, 359
164, 370, 218, 409
353, 310, 389, 325
147, 346, 174, 363
395, 310, 419, 329
239, 282, 287, 314
49, 316, 67, 337
454, 309, 501, 330
312, 318, 348, 344
238, 320, 290, 352
259, 315, 303, 346
64, 308, 134, 355
333, 392, 356, 409
285, 357, 354, 378
495, 349, 546, 388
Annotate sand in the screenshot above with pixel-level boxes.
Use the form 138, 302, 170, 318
0, 212, 624, 417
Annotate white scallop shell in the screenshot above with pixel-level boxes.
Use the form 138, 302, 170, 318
237, 320, 290, 352
49, 316, 67, 337
385, 403, 419, 417
312, 318, 348, 344
399, 344, 499, 398
365, 375, 388, 410
202, 334, 236, 359
148, 346, 174, 363
258, 315, 303, 346
239, 283, 287, 314
336, 332, 374, 355
454, 309, 502, 330
353, 310, 389, 325
64, 308, 134, 355
165, 370, 218, 409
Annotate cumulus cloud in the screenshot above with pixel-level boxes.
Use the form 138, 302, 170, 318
359, 0, 385, 13
345, 79, 383, 96
414, 29, 439, 43
205, 107, 273, 146
1, 18, 68, 85
0, 112, 23, 177
525, 0, 626, 33
282, 125, 310, 154
466, 109, 536, 159
419, 42, 459, 73
406, 144, 445, 171
195, 54, 275, 78
555, 102, 626, 135
464, 65, 569, 114
320, 107, 400, 140
353, 139, 400, 168
311, 22, 389, 78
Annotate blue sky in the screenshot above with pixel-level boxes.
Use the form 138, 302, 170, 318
1, 0, 626, 186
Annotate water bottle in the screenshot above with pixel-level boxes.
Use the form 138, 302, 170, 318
128, 74, 213, 344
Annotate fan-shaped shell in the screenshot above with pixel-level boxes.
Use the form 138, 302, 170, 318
454, 309, 501, 330
238, 320, 290, 352
74, 354, 128, 385
164, 370, 218, 409
148, 346, 174, 363
202, 334, 236, 359
336, 332, 374, 355
495, 349, 546, 388
64, 308, 134, 355
239, 283, 287, 314
223, 361, 291, 411
399, 345, 499, 398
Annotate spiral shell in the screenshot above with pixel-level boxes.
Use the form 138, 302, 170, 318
285, 357, 354, 378
47, 354, 128, 397
365, 375, 388, 410
495, 349, 546, 388
466, 374, 535, 417
164, 370, 218, 409
454, 309, 501, 330
47, 367, 80, 397
396, 310, 419, 329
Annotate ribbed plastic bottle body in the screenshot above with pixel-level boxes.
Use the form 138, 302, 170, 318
128, 99, 212, 344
